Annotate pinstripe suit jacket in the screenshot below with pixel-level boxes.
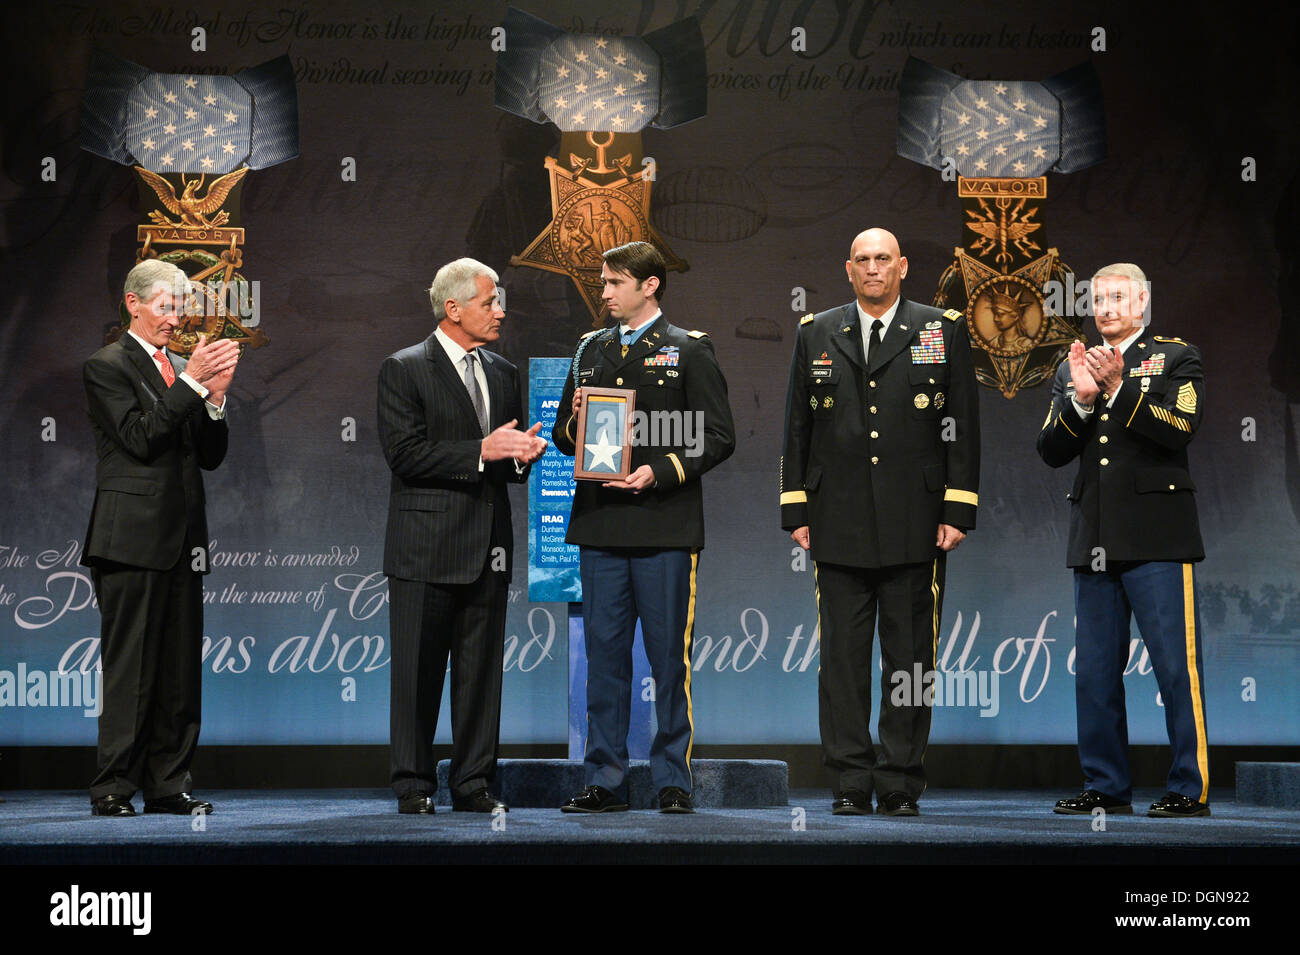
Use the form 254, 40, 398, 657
378, 332, 529, 585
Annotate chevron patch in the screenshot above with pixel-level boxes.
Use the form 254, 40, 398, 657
1176, 382, 1198, 414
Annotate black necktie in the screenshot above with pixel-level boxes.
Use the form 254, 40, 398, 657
868, 319, 885, 363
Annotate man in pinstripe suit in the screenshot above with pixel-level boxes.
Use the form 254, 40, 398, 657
378, 258, 547, 815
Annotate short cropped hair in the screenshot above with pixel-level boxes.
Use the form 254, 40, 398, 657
1091, 262, 1147, 287
123, 259, 189, 303
429, 258, 499, 320
603, 241, 666, 301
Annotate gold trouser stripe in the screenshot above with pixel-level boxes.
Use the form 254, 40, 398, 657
812, 563, 823, 676
943, 489, 978, 506
682, 551, 699, 784
1182, 563, 1210, 804
921, 557, 941, 773
1125, 392, 1144, 428
667, 452, 686, 484
781, 490, 808, 505
930, 558, 941, 666
1057, 413, 1078, 437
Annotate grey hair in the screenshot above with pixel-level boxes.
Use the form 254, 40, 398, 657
1091, 262, 1147, 287
428, 257, 499, 320
123, 259, 190, 302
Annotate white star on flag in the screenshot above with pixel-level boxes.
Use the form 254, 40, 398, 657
1013, 99, 1026, 110
595, 68, 608, 79
163, 122, 176, 134
994, 144, 1006, 156
634, 70, 647, 83
222, 141, 235, 155
613, 84, 626, 96
957, 113, 970, 125
555, 96, 568, 109
975, 159, 987, 171
225, 111, 237, 123
164, 91, 177, 104
613, 53, 626, 65
575, 50, 588, 63
585, 427, 621, 471
593, 98, 605, 109
144, 106, 158, 119
595, 37, 608, 49
956, 143, 969, 155
181, 138, 194, 150
612, 116, 624, 126
575, 82, 588, 93
632, 101, 645, 114
974, 97, 988, 109
1012, 160, 1026, 173
184, 108, 197, 120
160, 153, 173, 165
975, 129, 988, 141
995, 113, 1007, 125
183, 77, 197, 89
1033, 116, 1047, 129
203, 124, 216, 137
1032, 146, 1047, 159
557, 65, 570, 78
993, 83, 1007, 95
141, 137, 155, 150
1013, 130, 1027, 142
201, 156, 213, 169
204, 94, 216, 106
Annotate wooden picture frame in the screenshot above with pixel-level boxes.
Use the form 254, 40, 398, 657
573, 386, 636, 481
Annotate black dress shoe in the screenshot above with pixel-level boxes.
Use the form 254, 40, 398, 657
143, 792, 213, 815
91, 795, 136, 817
1148, 791, 1211, 817
1053, 789, 1132, 815
658, 787, 695, 814
561, 785, 628, 813
452, 788, 508, 813
397, 793, 436, 814
877, 791, 920, 816
831, 789, 872, 816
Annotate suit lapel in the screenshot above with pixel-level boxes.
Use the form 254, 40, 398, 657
829, 304, 864, 371
120, 334, 169, 397
867, 299, 917, 374
478, 349, 507, 428
423, 334, 481, 430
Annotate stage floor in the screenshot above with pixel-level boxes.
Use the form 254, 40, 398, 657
4, 788, 1298, 864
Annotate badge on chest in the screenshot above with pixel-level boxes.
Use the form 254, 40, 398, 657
911, 327, 946, 364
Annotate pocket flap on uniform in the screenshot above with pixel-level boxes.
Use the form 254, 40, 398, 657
1135, 467, 1196, 493
99, 476, 159, 495
398, 490, 450, 511
804, 464, 823, 490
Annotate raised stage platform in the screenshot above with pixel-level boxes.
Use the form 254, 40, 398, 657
4, 787, 1297, 865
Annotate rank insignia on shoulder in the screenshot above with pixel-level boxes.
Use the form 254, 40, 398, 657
925, 320, 942, 329
1153, 335, 1187, 345
943, 308, 963, 321
800, 313, 815, 325
687, 330, 707, 339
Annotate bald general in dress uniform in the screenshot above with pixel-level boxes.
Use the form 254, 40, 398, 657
780, 228, 980, 816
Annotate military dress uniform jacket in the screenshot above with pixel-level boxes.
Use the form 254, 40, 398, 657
1037, 329, 1205, 567
780, 299, 980, 568
553, 315, 735, 549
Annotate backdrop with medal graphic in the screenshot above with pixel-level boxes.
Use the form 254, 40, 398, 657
2, 0, 1297, 752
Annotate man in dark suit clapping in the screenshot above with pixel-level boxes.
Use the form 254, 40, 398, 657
82, 259, 238, 817
378, 257, 547, 815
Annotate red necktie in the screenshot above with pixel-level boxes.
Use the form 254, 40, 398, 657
154, 349, 175, 387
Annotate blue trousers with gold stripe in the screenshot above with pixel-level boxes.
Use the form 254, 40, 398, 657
579, 547, 697, 798
1074, 561, 1210, 803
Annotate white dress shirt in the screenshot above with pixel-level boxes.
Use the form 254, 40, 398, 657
857, 297, 902, 360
